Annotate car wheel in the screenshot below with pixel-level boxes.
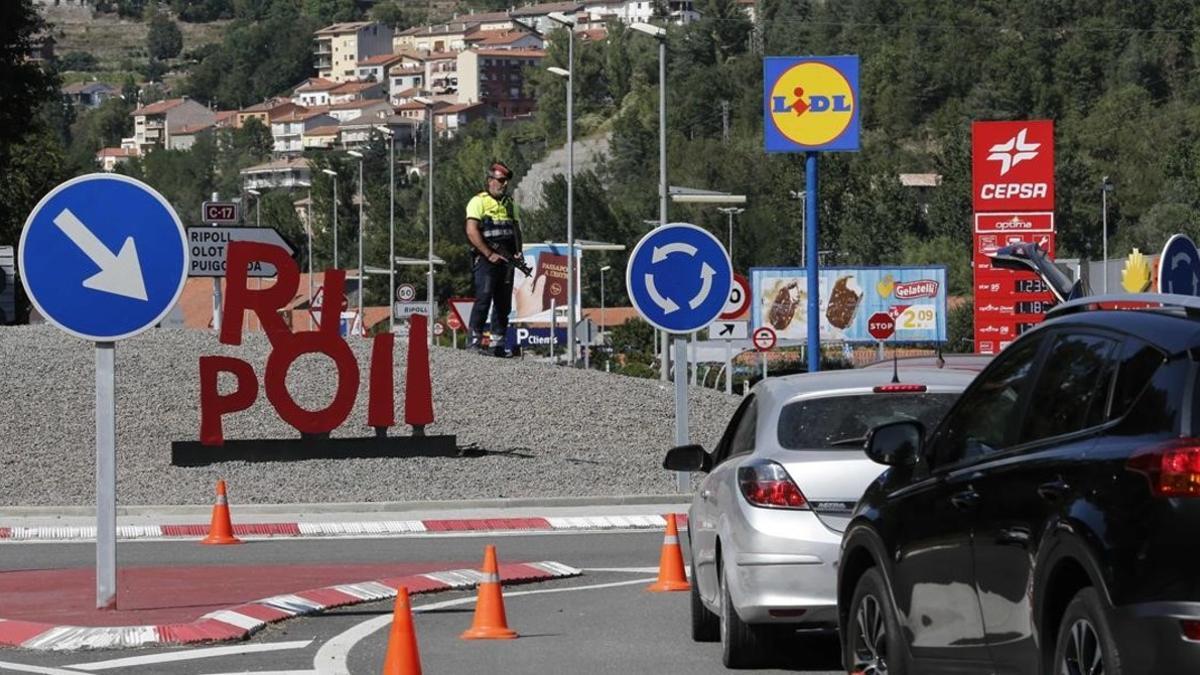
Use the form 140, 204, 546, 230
844, 567, 905, 675
1053, 587, 1123, 675
690, 561, 719, 642
719, 561, 773, 668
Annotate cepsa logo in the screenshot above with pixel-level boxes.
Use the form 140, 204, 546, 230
972, 120, 1055, 212
764, 56, 860, 152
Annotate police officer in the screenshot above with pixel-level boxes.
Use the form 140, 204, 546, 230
465, 161, 524, 356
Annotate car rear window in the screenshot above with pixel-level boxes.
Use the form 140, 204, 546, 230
776, 393, 960, 450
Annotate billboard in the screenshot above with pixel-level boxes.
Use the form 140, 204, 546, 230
763, 56, 861, 153
972, 120, 1055, 212
511, 243, 581, 322
750, 266, 947, 343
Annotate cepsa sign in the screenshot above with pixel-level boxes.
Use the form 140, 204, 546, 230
972, 120, 1055, 212
764, 56, 860, 152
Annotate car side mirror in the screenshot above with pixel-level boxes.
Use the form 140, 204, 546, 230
865, 421, 924, 467
663, 444, 711, 472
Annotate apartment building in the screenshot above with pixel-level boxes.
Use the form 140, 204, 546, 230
129, 98, 216, 155
271, 109, 339, 155
314, 22, 395, 82
510, 2, 584, 34
237, 98, 304, 129
292, 78, 341, 107
240, 157, 313, 192
456, 49, 545, 118
464, 29, 544, 51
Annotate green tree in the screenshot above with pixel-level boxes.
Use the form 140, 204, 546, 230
146, 9, 184, 61
0, 0, 66, 248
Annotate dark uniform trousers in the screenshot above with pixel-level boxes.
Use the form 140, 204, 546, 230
469, 248, 514, 347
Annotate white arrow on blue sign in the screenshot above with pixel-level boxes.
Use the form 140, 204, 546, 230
1157, 233, 1200, 296
19, 173, 189, 342
627, 223, 733, 333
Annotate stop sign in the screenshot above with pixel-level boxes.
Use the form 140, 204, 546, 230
867, 312, 895, 340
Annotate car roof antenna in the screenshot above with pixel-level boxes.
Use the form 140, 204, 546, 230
892, 350, 900, 384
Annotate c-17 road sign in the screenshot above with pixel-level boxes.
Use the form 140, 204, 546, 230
186, 226, 296, 278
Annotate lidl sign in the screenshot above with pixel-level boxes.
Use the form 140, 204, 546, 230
764, 56, 860, 153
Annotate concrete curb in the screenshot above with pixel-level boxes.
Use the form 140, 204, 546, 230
0, 494, 691, 519
0, 513, 689, 542
0, 561, 581, 651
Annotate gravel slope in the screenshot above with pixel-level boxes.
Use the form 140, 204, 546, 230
0, 326, 738, 506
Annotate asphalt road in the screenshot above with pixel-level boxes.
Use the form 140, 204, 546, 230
0, 531, 845, 675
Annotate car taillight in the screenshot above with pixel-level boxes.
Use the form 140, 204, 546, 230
1127, 439, 1200, 497
737, 461, 808, 509
1182, 620, 1200, 641
873, 384, 927, 393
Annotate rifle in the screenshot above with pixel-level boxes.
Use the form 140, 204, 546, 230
492, 245, 532, 276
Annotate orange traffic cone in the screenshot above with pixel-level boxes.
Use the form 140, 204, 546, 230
200, 479, 241, 545
647, 513, 690, 592
381, 587, 422, 675
460, 545, 518, 640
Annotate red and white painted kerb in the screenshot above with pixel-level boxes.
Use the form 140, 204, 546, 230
0, 561, 580, 651
0, 514, 688, 542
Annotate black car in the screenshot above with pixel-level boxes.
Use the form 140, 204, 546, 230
838, 294, 1200, 675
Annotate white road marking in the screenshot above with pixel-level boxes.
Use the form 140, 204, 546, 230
66, 640, 312, 671
0, 661, 85, 675
0, 527, 674, 546
313, 577, 655, 675
583, 566, 662, 573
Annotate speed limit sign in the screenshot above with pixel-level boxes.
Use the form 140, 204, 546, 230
433, 321, 445, 336
720, 273, 750, 320
395, 283, 417, 302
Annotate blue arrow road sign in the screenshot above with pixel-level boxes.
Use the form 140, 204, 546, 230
1158, 233, 1200, 296
19, 174, 188, 341
627, 223, 733, 333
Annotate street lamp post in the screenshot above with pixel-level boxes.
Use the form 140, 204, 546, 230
600, 263, 610, 344
321, 169, 338, 268
414, 96, 435, 346
631, 21, 668, 382
375, 125, 397, 331
247, 188, 261, 227
717, 206, 743, 264
548, 11, 577, 366
348, 150, 364, 333
1102, 176, 1114, 294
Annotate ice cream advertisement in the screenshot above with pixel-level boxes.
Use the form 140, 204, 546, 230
750, 266, 947, 342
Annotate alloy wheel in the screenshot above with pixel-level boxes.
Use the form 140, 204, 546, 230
1060, 618, 1104, 675
852, 594, 888, 674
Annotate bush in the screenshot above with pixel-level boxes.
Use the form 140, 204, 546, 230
60, 51, 99, 72
618, 361, 658, 379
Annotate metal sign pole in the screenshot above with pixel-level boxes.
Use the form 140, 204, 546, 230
725, 338, 732, 395
761, 351, 767, 379
805, 153, 820, 373
674, 335, 689, 492
96, 342, 116, 609
210, 192, 222, 332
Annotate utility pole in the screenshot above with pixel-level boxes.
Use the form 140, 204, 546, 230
721, 100, 729, 143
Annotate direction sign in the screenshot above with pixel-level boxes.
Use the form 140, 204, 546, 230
19, 173, 188, 342
867, 312, 895, 340
394, 301, 437, 319
185, 226, 295, 278
396, 283, 416, 302
707, 320, 748, 340
1157, 234, 1200, 296
627, 223, 733, 334
202, 201, 239, 225
752, 326, 776, 352
719, 273, 750, 320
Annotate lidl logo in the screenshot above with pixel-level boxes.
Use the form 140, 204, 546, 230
764, 56, 860, 153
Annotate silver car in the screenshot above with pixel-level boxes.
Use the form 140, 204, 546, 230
664, 366, 977, 668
